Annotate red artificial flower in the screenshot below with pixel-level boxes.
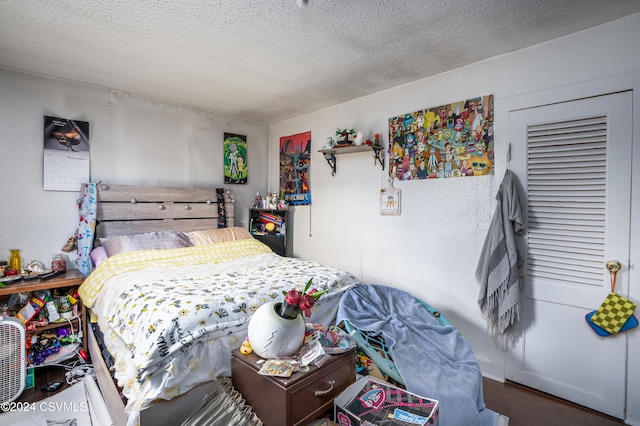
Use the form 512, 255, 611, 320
281, 278, 327, 318
285, 289, 302, 306
299, 294, 316, 317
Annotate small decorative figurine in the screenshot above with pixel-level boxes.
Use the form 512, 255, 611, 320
353, 130, 364, 146
373, 133, 381, 147
321, 137, 335, 150
277, 197, 289, 210
252, 191, 261, 208
335, 128, 355, 146
240, 337, 253, 354
269, 191, 278, 209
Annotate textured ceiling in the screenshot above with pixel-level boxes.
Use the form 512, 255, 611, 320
1, 1, 639, 123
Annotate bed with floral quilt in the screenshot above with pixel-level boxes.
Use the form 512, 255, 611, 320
80, 238, 359, 425
76, 184, 359, 426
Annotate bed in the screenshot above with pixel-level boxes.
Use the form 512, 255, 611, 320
77, 184, 360, 426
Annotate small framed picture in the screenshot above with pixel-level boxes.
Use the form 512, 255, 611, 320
380, 186, 401, 216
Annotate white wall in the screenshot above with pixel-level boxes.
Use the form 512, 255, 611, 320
0, 68, 270, 269
269, 13, 640, 423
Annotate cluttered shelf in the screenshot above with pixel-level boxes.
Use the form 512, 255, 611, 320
26, 315, 81, 335
249, 208, 293, 257
0, 269, 87, 355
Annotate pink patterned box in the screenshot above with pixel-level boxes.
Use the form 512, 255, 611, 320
334, 377, 439, 426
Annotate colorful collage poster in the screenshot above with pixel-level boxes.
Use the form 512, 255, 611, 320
43, 116, 90, 191
279, 131, 311, 205
388, 95, 494, 181
224, 133, 248, 184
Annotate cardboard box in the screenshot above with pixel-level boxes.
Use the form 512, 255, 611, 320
334, 377, 439, 425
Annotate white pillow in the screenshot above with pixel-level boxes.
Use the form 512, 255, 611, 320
100, 231, 193, 257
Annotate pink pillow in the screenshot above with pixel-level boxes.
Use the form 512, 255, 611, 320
90, 246, 108, 268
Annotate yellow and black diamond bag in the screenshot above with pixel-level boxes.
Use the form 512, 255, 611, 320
590, 292, 637, 335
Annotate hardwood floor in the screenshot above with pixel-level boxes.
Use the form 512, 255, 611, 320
483, 377, 625, 425
10, 367, 626, 425
12, 366, 72, 405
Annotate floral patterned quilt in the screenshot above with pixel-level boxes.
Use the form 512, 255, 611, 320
79, 239, 360, 383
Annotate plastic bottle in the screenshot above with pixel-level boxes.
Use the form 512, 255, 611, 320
9, 249, 21, 272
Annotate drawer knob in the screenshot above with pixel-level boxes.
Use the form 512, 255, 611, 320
314, 380, 335, 396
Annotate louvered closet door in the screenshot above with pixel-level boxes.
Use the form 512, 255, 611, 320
506, 91, 632, 419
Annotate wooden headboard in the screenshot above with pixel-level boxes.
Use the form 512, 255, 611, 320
92, 184, 235, 239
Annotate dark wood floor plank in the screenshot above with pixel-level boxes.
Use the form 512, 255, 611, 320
12, 366, 71, 404
483, 377, 624, 425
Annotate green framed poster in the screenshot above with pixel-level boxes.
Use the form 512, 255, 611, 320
224, 133, 247, 184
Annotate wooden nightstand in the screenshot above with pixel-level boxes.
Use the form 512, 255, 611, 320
231, 348, 356, 426
0, 269, 86, 353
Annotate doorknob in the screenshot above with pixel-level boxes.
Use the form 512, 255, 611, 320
606, 260, 622, 272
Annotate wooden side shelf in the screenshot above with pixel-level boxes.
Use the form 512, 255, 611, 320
0, 269, 87, 353
318, 144, 384, 175
0, 269, 84, 295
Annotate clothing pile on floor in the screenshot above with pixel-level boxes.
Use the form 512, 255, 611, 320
337, 284, 503, 426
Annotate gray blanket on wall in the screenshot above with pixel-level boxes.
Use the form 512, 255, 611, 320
475, 169, 524, 349
337, 284, 500, 426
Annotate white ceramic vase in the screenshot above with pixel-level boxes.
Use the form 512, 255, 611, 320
247, 301, 305, 359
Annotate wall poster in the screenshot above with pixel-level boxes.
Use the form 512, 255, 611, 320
380, 182, 401, 216
388, 95, 494, 181
279, 131, 311, 205
43, 116, 90, 191
224, 133, 248, 184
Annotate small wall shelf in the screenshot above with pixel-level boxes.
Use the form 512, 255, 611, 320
318, 144, 384, 175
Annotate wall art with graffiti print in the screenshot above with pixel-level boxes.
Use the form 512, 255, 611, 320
388, 95, 494, 181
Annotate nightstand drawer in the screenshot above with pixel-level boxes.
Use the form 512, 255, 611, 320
290, 357, 356, 425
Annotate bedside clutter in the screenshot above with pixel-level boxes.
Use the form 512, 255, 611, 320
230, 315, 436, 426
234, 305, 359, 425
231, 348, 356, 426
230, 351, 442, 426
